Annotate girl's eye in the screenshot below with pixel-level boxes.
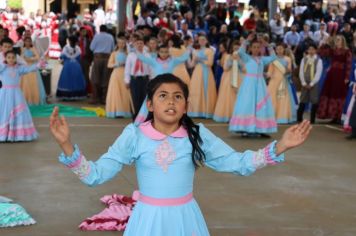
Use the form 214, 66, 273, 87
158, 94, 166, 99
175, 94, 183, 100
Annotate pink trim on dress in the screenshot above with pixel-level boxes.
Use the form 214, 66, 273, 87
134, 115, 146, 124
2, 85, 20, 89
9, 104, 27, 119
67, 153, 85, 168
139, 192, 193, 206
264, 144, 277, 165
0, 127, 36, 136
139, 121, 188, 140
245, 73, 264, 78
256, 94, 271, 111
229, 116, 276, 128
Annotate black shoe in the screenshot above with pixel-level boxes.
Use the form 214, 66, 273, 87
259, 133, 271, 138
346, 135, 356, 140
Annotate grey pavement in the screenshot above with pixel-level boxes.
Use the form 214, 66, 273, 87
1, 116, 356, 236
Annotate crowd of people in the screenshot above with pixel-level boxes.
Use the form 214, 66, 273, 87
0, 0, 356, 142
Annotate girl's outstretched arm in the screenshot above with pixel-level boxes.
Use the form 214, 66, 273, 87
50, 106, 73, 156
275, 120, 312, 155
50, 107, 138, 187
201, 121, 312, 176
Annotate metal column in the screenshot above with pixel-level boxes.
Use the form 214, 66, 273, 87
117, 0, 126, 32
268, 0, 278, 21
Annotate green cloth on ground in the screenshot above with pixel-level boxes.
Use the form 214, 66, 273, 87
29, 104, 97, 117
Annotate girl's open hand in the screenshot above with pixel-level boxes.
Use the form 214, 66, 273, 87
49, 106, 70, 145
276, 120, 312, 154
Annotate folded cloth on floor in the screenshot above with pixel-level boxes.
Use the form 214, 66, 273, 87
0, 196, 13, 203
0, 201, 36, 227
79, 191, 139, 231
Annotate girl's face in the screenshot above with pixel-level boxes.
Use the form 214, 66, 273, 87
24, 39, 32, 47
219, 44, 226, 53
232, 44, 240, 52
276, 45, 285, 56
158, 47, 169, 60
149, 39, 158, 51
168, 40, 173, 48
198, 36, 207, 47
2, 43, 12, 53
250, 42, 260, 56
135, 40, 144, 51
147, 83, 187, 125
117, 39, 126, 50
335, 36, 343, 48
6, 53, 16, 65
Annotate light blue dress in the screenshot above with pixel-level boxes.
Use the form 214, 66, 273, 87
229, 42, 278, 134
134, 52, 190, 124
0, 63, 39, 141
59, 122, 285, 235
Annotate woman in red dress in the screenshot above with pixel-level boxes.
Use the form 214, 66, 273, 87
318, 35, 352, 123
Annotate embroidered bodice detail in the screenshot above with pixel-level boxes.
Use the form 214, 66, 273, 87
155, 139, 176, 172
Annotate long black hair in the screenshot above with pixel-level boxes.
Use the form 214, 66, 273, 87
145, 74, 206, 169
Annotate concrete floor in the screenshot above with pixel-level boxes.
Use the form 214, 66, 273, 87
1, 114, 356, 236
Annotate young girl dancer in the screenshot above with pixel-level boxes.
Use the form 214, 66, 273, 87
188, 34, 217, 118
229, 33, 278, 137
0, 50, 44, 142
50, 73, 312, 236
56, 35, 87, 100
134, 44, 190, 123
213, 40, 243, 123
266, 43, 297, 124
168, 34, 191, 85
20, 37, 47, 105
105, 35, 132, 118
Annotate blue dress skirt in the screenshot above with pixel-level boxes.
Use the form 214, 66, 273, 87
56, 55, 86, 100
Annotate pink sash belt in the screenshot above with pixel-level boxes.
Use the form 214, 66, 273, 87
139, 192, 193, 206
2, 85, 20, 89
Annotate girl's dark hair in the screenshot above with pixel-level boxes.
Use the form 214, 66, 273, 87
5, 50, 16, 57
68, 35, 78, 53
170, 34, 183, 48
23, 37, 33, 47
145, 73, 206, 168
158, 43, 168, 50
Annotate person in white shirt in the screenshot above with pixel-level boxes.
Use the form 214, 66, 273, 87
298, 43, 323, 124
270, 13, 285, 42
93, 5, 105, 33
313, 22, 329, 46
136, 8, 154, 28
124, 35, 151, 118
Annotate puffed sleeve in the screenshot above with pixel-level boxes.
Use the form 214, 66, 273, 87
199, 124, 284, 176
58, 124, 138, 186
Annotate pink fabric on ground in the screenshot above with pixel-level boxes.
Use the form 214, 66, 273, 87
79, 191, 139, 231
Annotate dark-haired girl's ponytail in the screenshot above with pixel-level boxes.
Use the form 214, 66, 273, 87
181, 114, 206, 169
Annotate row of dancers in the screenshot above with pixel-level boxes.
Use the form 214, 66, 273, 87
1, 32, 356, 142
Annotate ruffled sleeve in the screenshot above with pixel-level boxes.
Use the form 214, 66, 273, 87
58, 124, 138, 186
199, 124, 284, 176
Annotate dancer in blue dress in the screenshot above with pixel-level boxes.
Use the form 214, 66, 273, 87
343, 58, 356, 132
134, 44, 189, 124
50, 73, 312, 236
56, 36, 87, 100
0, 50, 43, 142
229, 33, 278, 137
